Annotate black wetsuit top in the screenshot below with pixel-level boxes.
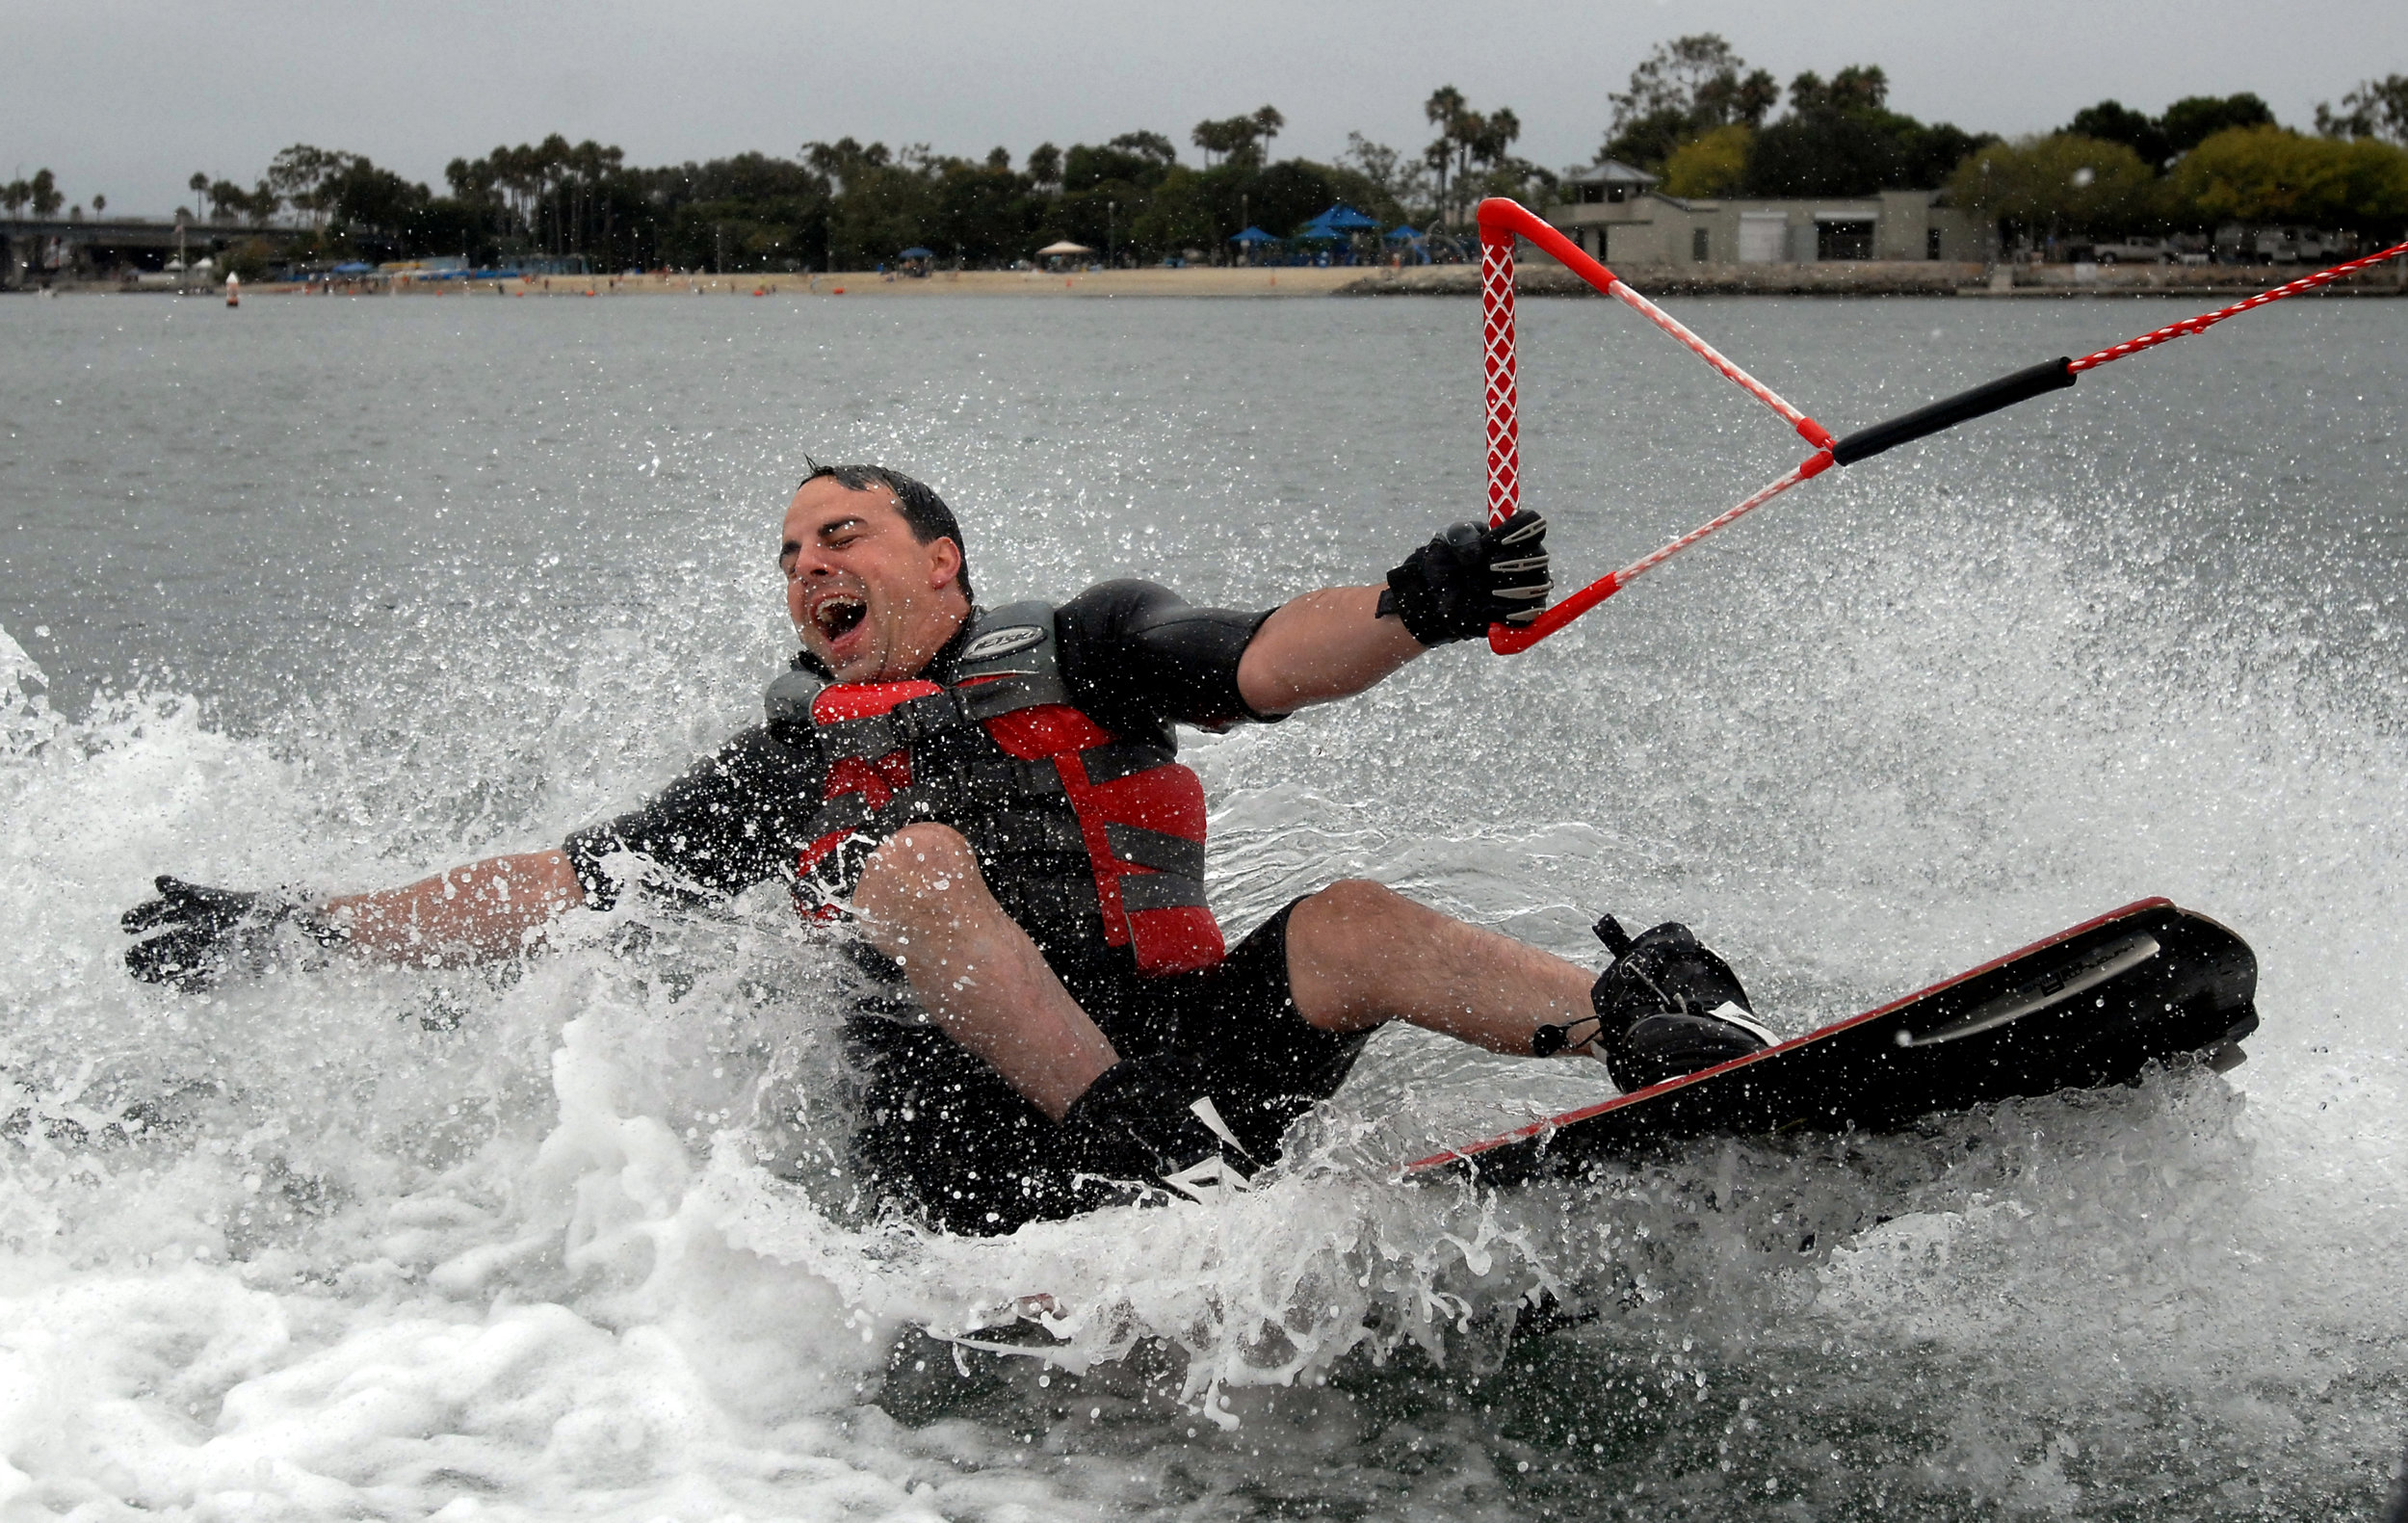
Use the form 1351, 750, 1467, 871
561, 580, 1274, 912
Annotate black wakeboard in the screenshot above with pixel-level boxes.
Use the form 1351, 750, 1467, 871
1406, 898, 2259, 1188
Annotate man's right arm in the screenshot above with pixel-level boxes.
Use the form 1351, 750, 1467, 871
333, 719, 822, 966
322, 849, 586, 966
127, 722, 824, 984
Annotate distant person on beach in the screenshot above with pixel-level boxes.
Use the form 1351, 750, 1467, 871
122, 463, 1773, 1235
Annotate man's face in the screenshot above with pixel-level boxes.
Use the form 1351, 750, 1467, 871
780, 477, 968, 683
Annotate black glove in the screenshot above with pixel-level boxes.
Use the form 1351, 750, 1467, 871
121, 876, 344, 990
1376, 509, 1551, 644
1056, 1053, 1255, 1199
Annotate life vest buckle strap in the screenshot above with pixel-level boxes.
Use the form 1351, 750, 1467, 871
1118, 872, 1210, 912
966, 757, 1064, 801
959, 671, 1071, 719
1079, 741, 1179, 785
1103, 821, 1208, 880
893, 690, 976, 742
819, 713, 903, 760
975, 811, 1089, 858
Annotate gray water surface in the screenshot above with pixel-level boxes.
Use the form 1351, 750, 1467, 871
1, 289, 2403, 1520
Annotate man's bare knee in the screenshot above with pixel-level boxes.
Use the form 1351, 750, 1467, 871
1289, 879, 1438, 1030
1304, 878, 1412, 923
853, 824, 994, 931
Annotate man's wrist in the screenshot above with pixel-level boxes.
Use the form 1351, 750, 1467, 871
1378, 560, 1473, 644
292, 898, 351, 949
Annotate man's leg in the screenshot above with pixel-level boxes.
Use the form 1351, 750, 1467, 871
1282, 879, 1597, 1057
851, 824, 1117, 1120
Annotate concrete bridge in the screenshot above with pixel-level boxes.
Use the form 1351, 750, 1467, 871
0, 216, 310, 288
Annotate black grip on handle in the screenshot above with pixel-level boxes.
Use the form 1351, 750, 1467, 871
1831, 357, 2076, 467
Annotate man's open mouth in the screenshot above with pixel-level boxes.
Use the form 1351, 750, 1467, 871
812, 595, 867, 641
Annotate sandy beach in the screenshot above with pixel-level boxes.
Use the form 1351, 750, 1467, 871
275, 266, 1374, 299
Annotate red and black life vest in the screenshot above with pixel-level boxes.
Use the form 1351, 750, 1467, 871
771, 600, 1224, 976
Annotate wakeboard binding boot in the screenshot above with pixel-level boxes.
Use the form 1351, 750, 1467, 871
1535, 916, 1778, 1090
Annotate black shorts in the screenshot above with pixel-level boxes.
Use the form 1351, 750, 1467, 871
844, 898, 1371, 1237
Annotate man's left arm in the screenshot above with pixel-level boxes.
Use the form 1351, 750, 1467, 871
1236, 587, 1422, 715
1237, 509, 1552, 715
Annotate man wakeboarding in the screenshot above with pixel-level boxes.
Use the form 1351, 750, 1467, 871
122, 462, 1776, 1235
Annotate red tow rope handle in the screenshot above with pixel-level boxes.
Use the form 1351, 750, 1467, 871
1472, 190, 2408, 656
1474, 197, 1833, 656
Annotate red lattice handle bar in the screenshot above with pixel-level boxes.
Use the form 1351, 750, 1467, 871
1477, 197, 1834, 653
1471, 196, 2406, 657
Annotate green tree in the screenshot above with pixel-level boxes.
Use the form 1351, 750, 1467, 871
1190, 109, 1281, 171
1949, 134, 2159, 241
1250, 106, 1284, 161
1742, 66, 1988, 196
1062, 135, 1177, 193
221, 237, 275, 281
1745, 109, 1903, 195
266, 144, 344, 226
2171, 125, 2408, 235
1190, 118, 1240, 169
2065, 100, 2171, 170
1422, 86, 1468, 222
1424, 87, 1527, 225
1601, 34, 1777, 171
1341, 132, 1431, 219
1662, 123, 1752, 196
2317, 75, 2408, 146
29, 169, 63, 218
2160, 94, 2276, 155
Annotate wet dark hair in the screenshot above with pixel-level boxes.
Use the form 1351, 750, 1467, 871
798, 460, 972, 602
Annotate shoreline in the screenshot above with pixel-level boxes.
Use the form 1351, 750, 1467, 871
18, 257, 2405, 301
1340, 257, 2408, 299
35, 268, 1369, 300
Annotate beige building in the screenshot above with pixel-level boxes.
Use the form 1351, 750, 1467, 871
1546, 161, 1996, 267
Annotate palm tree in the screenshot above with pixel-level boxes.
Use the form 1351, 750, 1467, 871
1424, 87, 1467, 225
1251, 105, 1284, 162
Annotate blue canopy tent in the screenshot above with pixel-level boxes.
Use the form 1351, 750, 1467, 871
329, 261, 374, 274
896, 247, 935, 259
1229, 225, 1282, 266
1295, 203, 1380, 264
1383, 223, 1430, 265
1311, 203, 1380, 231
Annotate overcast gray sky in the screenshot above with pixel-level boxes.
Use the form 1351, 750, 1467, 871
7, 0, 2403, 213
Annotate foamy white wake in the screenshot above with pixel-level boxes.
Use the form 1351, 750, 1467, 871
3, 480, 2405, 1521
